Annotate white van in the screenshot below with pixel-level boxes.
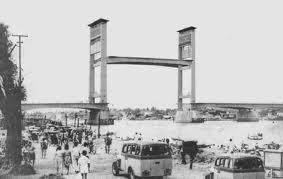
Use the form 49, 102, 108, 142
212, 154, 265, 179
112, 141, 172, 179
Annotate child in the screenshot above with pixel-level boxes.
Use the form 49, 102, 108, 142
78, 150, 90, 179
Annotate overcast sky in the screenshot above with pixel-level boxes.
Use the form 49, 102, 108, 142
1, 0, 283, 109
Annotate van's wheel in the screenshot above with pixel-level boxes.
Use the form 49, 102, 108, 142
128, 168, 137, 179
112, 162, 119, 176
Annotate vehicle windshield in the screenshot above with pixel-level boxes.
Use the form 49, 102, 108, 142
234, 157, 264, 170
141, 144, 171, 156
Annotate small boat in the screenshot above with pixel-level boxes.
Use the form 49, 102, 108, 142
248, 133, 263, 140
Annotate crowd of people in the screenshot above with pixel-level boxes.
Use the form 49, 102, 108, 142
22, 125, 113, 178
46, 129, 97, 177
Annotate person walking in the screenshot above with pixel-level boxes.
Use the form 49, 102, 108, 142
228, 138, 234, 153
134, 132, 139, 141
40, 138, 48, 159
78, 132, 83, 144
54, 145, 64, 175
73, 133, 79, 144
88, 137, 94, 154
78, 150, 90, 179
104, 133, 112, 154
180, 145, 187, 164
189, 153, 196, 169
138, 133, 142, 141
63, 144, 72, 175
26, 141, 36, 166
188, 143, 198, 170
72, 141, 80, 173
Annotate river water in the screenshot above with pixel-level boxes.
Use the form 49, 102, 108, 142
97, 120, 283, 147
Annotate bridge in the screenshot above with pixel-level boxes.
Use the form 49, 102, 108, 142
22, 103, 107, 111
188, 103, 283, 110
105, 56, 192, 68
23, 18, 283, 123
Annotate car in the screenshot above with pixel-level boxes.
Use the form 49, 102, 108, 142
211, 154, 265, 179
112, 141, 172, 179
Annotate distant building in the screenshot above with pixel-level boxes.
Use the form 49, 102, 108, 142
24, 113, 50, 127
143, 111, 153, 118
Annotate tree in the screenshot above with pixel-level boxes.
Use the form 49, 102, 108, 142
0, 23, 26, 166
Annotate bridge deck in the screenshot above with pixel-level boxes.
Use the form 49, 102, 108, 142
102, 56, 192, 68
187, 103, 283, 110
22, 103, 108, 111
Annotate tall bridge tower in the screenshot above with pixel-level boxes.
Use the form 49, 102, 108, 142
177, 27, 196, 109
88, 19, 109, 124
175, 27, 197, 122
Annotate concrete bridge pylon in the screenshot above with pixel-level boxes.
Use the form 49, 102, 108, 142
88, 19, 109, 125
175, 26, 197, 122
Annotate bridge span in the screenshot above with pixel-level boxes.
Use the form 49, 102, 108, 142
187, 103, 283, 110
22, 103, 107, 111
104, 56, 192, 68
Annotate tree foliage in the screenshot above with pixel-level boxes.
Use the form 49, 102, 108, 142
0, 23, 26, 166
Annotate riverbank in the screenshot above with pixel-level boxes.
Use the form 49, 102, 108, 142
1, 133, 273, 179
0, 135, 220, 179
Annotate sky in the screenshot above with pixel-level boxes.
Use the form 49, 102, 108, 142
1, 0, 283, 109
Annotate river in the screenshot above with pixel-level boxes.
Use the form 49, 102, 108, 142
97, 120, 283, 147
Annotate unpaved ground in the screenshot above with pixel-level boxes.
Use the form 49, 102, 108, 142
0, 137, 217, 179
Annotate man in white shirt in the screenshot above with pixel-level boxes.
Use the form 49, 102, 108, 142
78, 150, 90, 179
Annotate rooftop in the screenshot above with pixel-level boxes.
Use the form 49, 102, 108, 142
123, 140, 167, 145
217, 153, 261, 159
88, 18, 109, 27
178, 26, 197, 33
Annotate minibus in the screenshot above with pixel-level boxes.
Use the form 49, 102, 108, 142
212, 154, 265, 179
112, 141, 172, 179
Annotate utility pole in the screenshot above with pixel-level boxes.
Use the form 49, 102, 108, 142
74, 113, 77, 127
10, 34, 27, 163
65, 114, 68, 126
12, 34, 27, 133
12, 34, 28, 85
98, 113, 101, 138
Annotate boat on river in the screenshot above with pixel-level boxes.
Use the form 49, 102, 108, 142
248, 133, 263, 140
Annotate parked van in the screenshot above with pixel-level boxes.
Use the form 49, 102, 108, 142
112, 141, 172, 179
212, 154, 265, 179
